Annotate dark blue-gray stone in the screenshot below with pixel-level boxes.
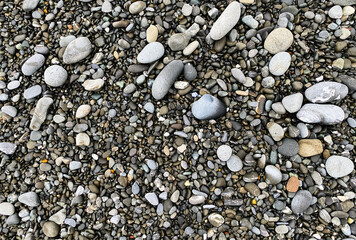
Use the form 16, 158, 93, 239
278, 138, 299, 157
191, 94, 226, 120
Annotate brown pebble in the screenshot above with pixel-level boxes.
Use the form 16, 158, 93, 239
286, 176, 299, 192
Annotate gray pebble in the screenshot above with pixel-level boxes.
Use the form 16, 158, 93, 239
191, 94, 226, 120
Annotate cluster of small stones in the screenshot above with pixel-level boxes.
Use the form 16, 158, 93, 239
0, 0, 356, 239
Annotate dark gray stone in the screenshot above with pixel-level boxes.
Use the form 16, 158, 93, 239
278, 139, 299, 156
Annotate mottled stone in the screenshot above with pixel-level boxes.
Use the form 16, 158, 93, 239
297, 104, 345, 125
305, 82, 348, 103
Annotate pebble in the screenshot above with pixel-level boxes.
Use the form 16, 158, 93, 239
191, 94, 227, 120
189, 195, 206, 205
183, 40, 199, 56
43, 221, 60, 237
242, 15, 259, 29
264, 28, 294, 54
82, 79, 105, 91
265, 165, 282, 184
326, 156, 354, 178
208, 213, 224, 227
0, 202, 15, 216
18, 192, 40, 207
271, 102, 286, 114
217, 145, 232, 161
305, 82, 348, 103
261, 76, 275, 88
22, 0, 39, 11
146, 25, 158, 43
275, 225, 289, 234
278, 139, 299, 156
1, 105, 17, 117
298, 139, 323, 157
44, 65, 68, 87
145, 192, 159, 206
296, 104, 345, 125
101, 1, 112, 13
7, 81, 20, 90
291, 190, 313, 214
59, 35, 76, 47
76, 105, 91, 118
209, 1, 241, 40
49, 209, 66, 225
269, 52, 291, 76
137, 42, 165, 64
182, 4, 193, 16
338, 75, 356, 92
69, 161, 82, 170
282, 93, 303, 113
227, 155, 243, 172
76, 133, 90, 146
143, 102, 154, 113
63, 37, 92, 64
123, 83, 136, 94
21, 54, 45, 76
231, 68, 246, 83
0, 142, 17, 155
267, 122, 284, 141
24, 85, 42, 99
184, 63, 197, 81
152, 60, 184, 100
286, 176, 299, 192
328, 5, 343, 19
129, 1, 146, 14
167, 33, 191, 51
30, 97, 53, 131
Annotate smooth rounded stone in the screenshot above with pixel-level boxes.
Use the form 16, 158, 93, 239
305, 82, 348, 103
338, 75, 356, 91
264, 28, 293, 54
69, 161, 82, 170
44, 65, 68, 87
0, 142, 17, 155
184, 63, 197, 81
278, 139, 299, 156
132, 182, 140, 195
22, 0, 39, 11
137, 42, 165, 64
24, 85, 42, 99
189, 195, 206, 205
63, 37, 92, 64
6, 214, 20, 225
43, 221, 60, 237
30, 97, 53, 131
7, 81, 20, 90
146, 25, 158, 43
261, 76, 275, 88
296, 104, 345, 125
1, 105, 17, 117
183, 40, 199, 56
291, 190, 313, 214
152, 60, 183, 100
227, 155, 243, 172
101, 1, 112, 12
242, 15, 259, 29
231, 68, 246, 83
82, 79, 104, 91
76, 105, 91, 118
267, 122, 284, 141
53, 115, 65, 123
123, 83, 136, 94
298, 139, 323, 157
30, 131, 41, 141
18, 192, 40, 207
265, 165, 282, 184
145, 192, 159, 206
209, 1, 241, 40
275, 225, 289, 234
167, 33, 191, 51
129, 1, 146, 14
59, 35, 76, 47
244, 183, 261, 196
21, 54, 45, 76
208, 213, 224, 227
191, 94, 227, 120
326, 156, 354, 178
217, 145, 232, 161
76, 133, 90, 146
144, 102, 154, 113
282, 93, 303, 113
0, 202, 15, 216
328, 5, 343, 18
182, 3, 193, 16
272, 102, 286, 114
269, 52, 291, 76
348, 118, 356, 128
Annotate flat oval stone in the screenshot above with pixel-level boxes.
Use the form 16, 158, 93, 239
76, 105, 91, 118
265, 165, 282, 184
291, 190, 312, 214
82, 79, 104, 91
184, 63, 197, 81
1, 105, 17, 117
298, 139, 323, 157
209, 1, 241, 40
18, 192, 40, 207
227, 155, 243, 172
22, 0, 40, 11
21, 54, 45, 76
24, 85, 42, 99
278, 139, 299, 156
208, 213, 224, 227
76, 133, 90, 146
264, 28, 294, 54
217, 145, 232, 161
63, 37, 92, 64
189, 195, 205, 205
191, 94, 227, 120
44, 65, 68, 87
269, 52, 291, 76
0, 142, 17, 154
326, 156, 354, 178
137, 42, 165, 64
152, 60, 184, 100
296, 104, 345, 125
0, 202, 15, 216
145, 192, 159, 206
305, 82, 348, 103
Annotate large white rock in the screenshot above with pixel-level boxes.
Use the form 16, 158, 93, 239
264, 28, 294, 54
297, 104, 345, 125
326, 156, 354, 178
209, 1, 241, 40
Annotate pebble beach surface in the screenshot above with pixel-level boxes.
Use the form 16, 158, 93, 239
0, 0, 356, 239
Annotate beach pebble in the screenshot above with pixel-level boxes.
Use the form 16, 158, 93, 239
269, 52, 291, 76
278, 139, 299, 156
24, 85, 42, 99
30, 97, 53, 131
298, 139, 323, 157
217, 145, 232, 161
305, 82, 348, 103
227, 155, 243, 172
184, 63, 197, 81
326, 156, 354, 178
0, 142, 17, 155
1, 105, 17, 117
265, 165, 282, 184
22, 0, 40, 11
63, 37, 92, 64
43, 221, 60, 237
76, 133, 90, 146
328, 5, 343, 19
129, 1, 146, 14
208, 213, 224, 227
0, 202, 15, 216
264, 28, 294, 54
267, 122, 284, 141
82, 79, 104, 91
146, 25, 158, 43
44, 65, 68, 87
137, 42, 165, 64
191, 94, 227, 120
145, 192, 159, 206
291, 190, 313, 214
167, 33, 191, 51
18, 192, 40, 207
297, 104, 345, 125
21, 54, 45, 76
282, 93, 303, 113
76, 105, 91, 118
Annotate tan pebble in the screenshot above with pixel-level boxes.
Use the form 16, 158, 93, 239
298, 139, 323, 157
146, 25, 158, 42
